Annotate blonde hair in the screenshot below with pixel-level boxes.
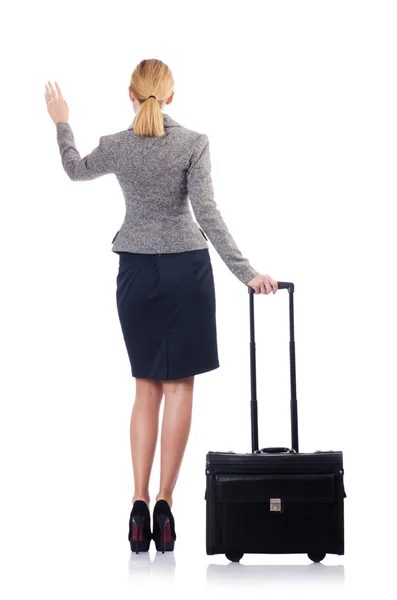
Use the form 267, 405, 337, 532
129, 59, 174, 137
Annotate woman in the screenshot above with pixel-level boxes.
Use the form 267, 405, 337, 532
45, 58, 278, 554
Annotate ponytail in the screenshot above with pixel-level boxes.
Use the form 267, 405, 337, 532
129, 59, 174, 137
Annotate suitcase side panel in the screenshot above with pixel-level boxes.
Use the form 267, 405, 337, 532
205, 473, 220, 554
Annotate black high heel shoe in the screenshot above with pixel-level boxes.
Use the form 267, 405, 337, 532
152, 499, 177, 553
128, 500, 151, 553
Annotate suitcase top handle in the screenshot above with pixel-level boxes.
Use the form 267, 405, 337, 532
254, 447, 296, 454
248, 281, 294, 293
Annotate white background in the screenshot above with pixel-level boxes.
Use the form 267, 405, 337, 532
1, 0, 396, 598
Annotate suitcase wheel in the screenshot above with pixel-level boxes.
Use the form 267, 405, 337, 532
308, 552, 326, 563
226, 552, 244, 563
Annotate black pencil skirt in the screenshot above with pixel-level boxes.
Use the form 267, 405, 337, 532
115, 248, 220, 380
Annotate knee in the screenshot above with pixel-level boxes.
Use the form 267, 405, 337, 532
135, 378, 164, 400
162, 376, 194, 396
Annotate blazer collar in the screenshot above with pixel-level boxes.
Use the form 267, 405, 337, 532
127, 112, 181, 131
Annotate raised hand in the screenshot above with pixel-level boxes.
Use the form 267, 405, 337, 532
45, 80, 69, 125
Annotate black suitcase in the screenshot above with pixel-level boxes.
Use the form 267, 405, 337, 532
205, 282, 346, 563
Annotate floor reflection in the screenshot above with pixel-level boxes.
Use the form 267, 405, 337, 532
128, 549, 345, 586
206, 562, 345, 585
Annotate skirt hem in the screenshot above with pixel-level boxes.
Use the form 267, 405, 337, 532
131, 361, 220, 381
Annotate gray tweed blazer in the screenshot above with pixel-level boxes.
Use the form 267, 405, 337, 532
55, 112, 259, 285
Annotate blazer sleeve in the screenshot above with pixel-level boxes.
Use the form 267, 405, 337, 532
55, 122, 115, 181
187, 133, 259, 286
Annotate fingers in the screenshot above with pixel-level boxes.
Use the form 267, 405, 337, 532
47, 80, 57, 101
263, 275, 278, 294
54, 81, 63, 100
269, 277, 278, 294
251, 274, 278, 295
261, 276, 272, 295
44, 83, 51, 104
45, 82, 56, 109
45, 81, 64, 104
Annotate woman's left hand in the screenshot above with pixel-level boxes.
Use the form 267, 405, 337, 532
45, 80, 69, 124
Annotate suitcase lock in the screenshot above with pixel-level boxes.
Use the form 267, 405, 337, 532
270, 498, 282, 512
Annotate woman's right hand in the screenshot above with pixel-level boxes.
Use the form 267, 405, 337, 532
247, 273, 278, 294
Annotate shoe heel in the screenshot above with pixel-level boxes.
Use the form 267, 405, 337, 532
129, 514, 151, 554
154, 514, 175, 553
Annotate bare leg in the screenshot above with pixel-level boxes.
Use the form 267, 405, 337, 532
155, 376, 195, 509
130, 378, 163, 505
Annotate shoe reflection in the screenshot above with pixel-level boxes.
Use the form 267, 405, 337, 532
128, 549, 176, 581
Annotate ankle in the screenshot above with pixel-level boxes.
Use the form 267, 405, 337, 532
155, 493, 173, 508
132, 495, 150, 506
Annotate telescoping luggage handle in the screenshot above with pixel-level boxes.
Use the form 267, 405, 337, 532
248, 281, 299, 454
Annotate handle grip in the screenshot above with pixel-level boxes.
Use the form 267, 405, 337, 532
248, 281, 294, 293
